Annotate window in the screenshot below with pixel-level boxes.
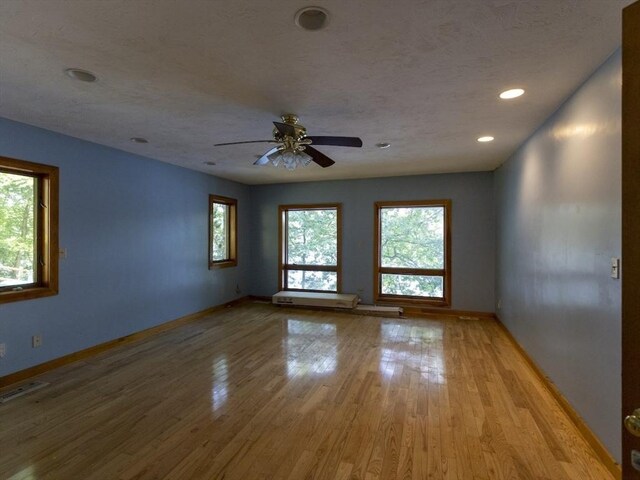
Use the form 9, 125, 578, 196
209, 194, 237, 269
0, 156, 58, 304
374, 200, 451, 306
279, 204, 342, 292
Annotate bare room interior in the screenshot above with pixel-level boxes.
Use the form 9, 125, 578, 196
1, 1, 639, 479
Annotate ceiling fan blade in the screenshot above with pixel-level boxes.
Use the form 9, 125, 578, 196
214, 140, 277, 146
273, 121, 298, 137
254, 146, 282, 166
304, 146, 335, 168
306, 136, 363, 147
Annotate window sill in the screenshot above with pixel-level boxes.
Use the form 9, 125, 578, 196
0, 286, 58, 304
282, 288, 339, 294
209, 260, 237, 270
375, 295, 450, 308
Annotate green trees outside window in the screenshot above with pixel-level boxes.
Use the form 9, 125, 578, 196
211, 203, 229, 262
0, 171, 36, 287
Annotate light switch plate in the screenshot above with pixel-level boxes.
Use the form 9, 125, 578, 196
611, 257, 620, 279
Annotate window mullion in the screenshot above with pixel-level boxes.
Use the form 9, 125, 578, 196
379, 267, 445, 276
283, 264, 337, 272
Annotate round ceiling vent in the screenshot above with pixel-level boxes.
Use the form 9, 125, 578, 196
295, 7, 330, 31
64, 68, 97, 83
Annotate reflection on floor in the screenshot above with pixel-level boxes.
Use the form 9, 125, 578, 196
379, 323, 446, 384
286, 319, 337, 376
0, 302, 613, 479
210, 355, 228, 413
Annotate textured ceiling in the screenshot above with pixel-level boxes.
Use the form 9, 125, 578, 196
0, 0, 630, 185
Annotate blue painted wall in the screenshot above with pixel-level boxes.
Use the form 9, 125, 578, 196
495, 51, 622, 460
249, 172, 495, 311
0, 50, 622, 464
0, 118, 250, 377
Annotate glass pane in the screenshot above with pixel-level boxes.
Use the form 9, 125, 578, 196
380, 206, 444, 269
287, 269, 337, 291
381, 274, 444, 298
211, 202, 229, 261
286, 209, 337, 266
0, 172, 36, 287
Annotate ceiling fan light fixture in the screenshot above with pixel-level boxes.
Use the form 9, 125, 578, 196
477, 136, 494, 143
270, 150, 312, 170
295, 7, 330, 31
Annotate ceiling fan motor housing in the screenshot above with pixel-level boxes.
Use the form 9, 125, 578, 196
273, 113, 307, 142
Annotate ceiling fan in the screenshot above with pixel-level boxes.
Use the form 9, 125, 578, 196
214, 114, 363, 169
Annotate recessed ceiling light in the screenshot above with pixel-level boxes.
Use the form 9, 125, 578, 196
477, 136, 494, 143
64, 68, 97, 83
499, 88, 525, 99
130, 137, 148, 144
376, 142, 391, 149
204, 161, 216, 166
295, 6, 330, 31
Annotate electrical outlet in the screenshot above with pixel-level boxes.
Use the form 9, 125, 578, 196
0, 343, 5, 358
32, 335, 42, 348
497, 299, 502, 309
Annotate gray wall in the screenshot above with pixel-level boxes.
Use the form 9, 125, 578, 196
0, 118, 250, 377
495, 51, 621, 460
250, 172, 495, 312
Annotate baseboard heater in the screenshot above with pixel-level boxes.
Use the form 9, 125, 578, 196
272, 291, 359, 309
354, 305, 403, 317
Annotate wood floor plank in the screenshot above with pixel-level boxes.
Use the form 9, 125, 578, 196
0, 302, 615, 479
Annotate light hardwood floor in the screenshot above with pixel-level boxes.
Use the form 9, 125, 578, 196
0, 302, 613, 479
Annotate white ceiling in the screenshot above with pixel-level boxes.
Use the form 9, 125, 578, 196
0, 0, 630, 185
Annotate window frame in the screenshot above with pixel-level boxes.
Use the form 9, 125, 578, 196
278, 203, 342, 293
0, 156, 59, 304
374, 199, 451, 307
208, 194, 237, 269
